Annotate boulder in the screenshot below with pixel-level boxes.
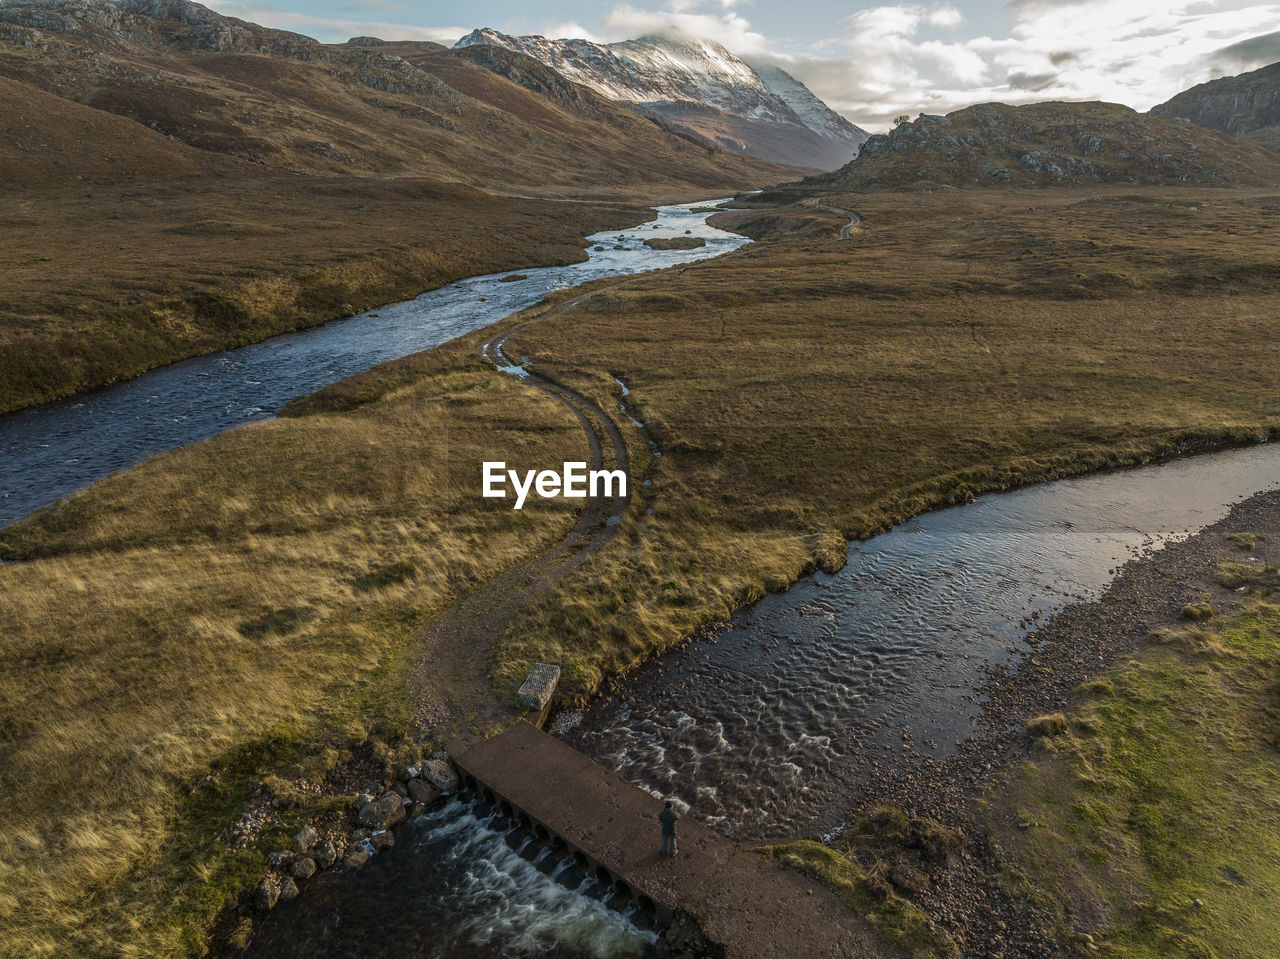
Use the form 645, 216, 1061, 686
517, 663, 560, 711
314, 839, 338, 869
369, 830, 395, 852
407, 802, 427, 820
345, 849, 370, 868
291, 856, 317, 879
390, 781, 409, 799
279, 876, 299, 901
253, 874, 281, 911
266, 850, 294, 868
407, 778, 440, 804
293, 825, 318, 852
359, 791, 406, 830
421, 760, 459, 794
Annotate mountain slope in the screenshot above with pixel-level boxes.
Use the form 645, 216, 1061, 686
1150, 60, 1280, 150
791, 101, 1280, 192
454, 27, 866, 170
0, 0, 797, 193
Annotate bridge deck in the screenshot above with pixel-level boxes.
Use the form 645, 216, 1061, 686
451, 721, 895, 959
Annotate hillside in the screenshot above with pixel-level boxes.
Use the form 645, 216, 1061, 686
1151, 60, 1280, 150
0, 0, 797, 193
788, 101, 1280, 192
454, 27, 868, 170
0, 0, 800, 412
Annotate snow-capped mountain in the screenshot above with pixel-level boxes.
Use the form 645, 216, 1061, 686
455, 27, 867, 170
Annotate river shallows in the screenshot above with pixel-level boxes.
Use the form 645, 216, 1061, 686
0, 203, 746, 530
564, 443, 1280, 842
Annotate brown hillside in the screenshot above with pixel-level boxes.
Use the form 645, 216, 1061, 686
0, 0, 796, 195
797, 101, 1280, 192
0, 73, 226, 185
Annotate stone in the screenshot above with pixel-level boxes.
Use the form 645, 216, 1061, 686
517, 663, 560, 711
407, 778, 441, 804
390, 781, 409, 798
356, 792, 376, 808
351, 828, 370, 843
293, 825, 318, 851
266, 850, 294, 868
421, 759, 460, 794
279, 876, 299, 901
369, 830, 395, 852
398, 763, 420, 782
359, 791, 406, 830
253, 874, 281, 911
407, 802, 427, 820
314, 840, 338, 869
291, 856, 317, 879
345, 849, 370, 868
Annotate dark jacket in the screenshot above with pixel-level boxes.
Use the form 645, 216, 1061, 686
658, 808, 679, 836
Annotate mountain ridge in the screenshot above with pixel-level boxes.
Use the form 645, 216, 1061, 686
454, 26, 867, 170
1150, 60, 1280, 150
781, 100, 1280, 192
0, 0, 798, 192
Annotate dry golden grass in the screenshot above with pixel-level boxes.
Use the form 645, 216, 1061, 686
0, 176, 647, 414
496, 186, 1280, 697
0, 348, 585, 956
5, 185, 1280, 953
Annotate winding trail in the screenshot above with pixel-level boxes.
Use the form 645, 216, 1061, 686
825, 202, 862, 239
800, 197, 861, 239
408, 283, 638, 735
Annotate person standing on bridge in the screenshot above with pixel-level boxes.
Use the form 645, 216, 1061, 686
659, 800, 679, 858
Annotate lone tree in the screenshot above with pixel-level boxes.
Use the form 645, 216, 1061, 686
893, 114, 911, 127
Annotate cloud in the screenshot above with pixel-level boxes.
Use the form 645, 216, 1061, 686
539, 21, 603, 42
928, 6, 964, 29
600, 2, 770, 55
205, 1, 465, 45
1206, 29, 1280, 73
771, 1, 1280, 132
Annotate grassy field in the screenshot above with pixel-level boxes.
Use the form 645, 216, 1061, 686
0, 176, 646, 414
992, 593, 1280, 958
0, 345, 585, 956
5, 185, 1280, 954
496, 186, 1280, 698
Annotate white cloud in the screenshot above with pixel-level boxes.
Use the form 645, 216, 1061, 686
772, 1, 1280, 132
928, 6, 964, 29
600, 3, 770, 55
539, 21, 602, 42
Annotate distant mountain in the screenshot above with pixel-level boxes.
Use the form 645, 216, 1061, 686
454, 27, 868, 171
0, 0, 797, 191
789, 101, 1280, 192
1150, 61, 1280, 150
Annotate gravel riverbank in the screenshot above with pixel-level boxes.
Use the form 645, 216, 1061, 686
848, 486, 1280, 957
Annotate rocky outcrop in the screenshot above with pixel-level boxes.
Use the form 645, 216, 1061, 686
1150, 61, 1280, 144
797, 100, 1280, 191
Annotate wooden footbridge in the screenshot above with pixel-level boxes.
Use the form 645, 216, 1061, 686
449, 721, 896, 959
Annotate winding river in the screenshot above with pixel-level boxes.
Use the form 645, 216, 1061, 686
9, 197, 1280, 956
0, 202, 747, 530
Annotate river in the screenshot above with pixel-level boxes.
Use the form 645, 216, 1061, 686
562, 442, 1280, 842
247, 442, 1280, 955
0, 202, 746, 530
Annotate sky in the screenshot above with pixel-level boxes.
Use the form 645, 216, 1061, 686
206, 1, 1280, 131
